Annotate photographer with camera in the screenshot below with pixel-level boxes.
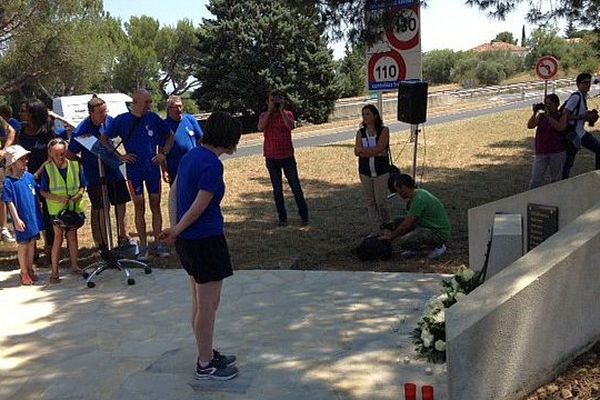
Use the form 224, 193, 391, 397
562, 72, 600, 179
257, 90, 309, 227
527, 94, 568, 188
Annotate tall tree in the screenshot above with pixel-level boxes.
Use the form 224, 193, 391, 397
335, 44, 367, 98
493, 31, 517, 44
194, 0, 337, 124
0, 0, 117, 96
521, 25, 526, 47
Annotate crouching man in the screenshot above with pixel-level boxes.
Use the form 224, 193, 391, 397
380, 173, 451, 259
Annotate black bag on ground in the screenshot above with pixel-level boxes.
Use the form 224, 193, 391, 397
356, 236, 392, 261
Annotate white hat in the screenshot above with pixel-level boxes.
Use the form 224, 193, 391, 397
5, 145, 31, 167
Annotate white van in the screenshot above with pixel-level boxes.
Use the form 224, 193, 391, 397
52, 93, 132, 129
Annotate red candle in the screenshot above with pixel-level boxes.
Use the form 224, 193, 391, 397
422, 385, 434, 400
404, 383, 416, 400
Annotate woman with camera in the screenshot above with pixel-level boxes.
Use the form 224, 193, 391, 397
527, 94, 568, 189
354, 104, 392, 228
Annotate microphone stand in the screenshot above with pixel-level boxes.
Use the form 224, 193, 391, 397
82, 155, 151, 288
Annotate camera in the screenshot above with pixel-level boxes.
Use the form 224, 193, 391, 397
533, 103, 545, 113
589, 109, 599, 127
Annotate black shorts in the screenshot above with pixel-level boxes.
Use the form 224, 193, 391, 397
87, 180, 131, 210
175, 235, 233, 284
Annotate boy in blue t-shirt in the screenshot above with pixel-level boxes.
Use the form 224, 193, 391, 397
163, 96, 204, 185
2, 145, 44, 286
104, 89, 174, 261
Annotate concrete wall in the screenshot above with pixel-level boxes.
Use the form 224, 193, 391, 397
329, 92, 457, 121
446, 201, 600, 400
468, 171, 600, 272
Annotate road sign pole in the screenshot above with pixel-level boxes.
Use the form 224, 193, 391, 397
544, 80, 548, 98
377, 92, 383, 118
411, 124, 419, 180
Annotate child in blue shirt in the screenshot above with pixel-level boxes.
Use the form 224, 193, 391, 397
2, 145, 44, 286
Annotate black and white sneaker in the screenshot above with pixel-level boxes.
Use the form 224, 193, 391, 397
195, 360, 238, 381
212, 349, 236, 368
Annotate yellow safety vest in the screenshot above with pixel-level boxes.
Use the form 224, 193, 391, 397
44, 160, 85, 215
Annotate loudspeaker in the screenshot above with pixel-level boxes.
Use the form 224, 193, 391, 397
397, 80, 428, 124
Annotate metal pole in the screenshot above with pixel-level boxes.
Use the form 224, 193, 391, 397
544, 80, 548, 98
377, 91, 383, 117
411, 124, 418, 180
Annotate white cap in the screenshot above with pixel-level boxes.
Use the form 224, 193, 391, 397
5, 145, 31, 167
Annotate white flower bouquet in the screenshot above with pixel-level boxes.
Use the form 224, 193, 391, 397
411, 266, 482, 363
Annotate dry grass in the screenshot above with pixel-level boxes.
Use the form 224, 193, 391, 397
1, 98, 599, 273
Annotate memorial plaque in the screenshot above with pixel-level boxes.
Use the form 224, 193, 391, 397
527, 204, 559, 251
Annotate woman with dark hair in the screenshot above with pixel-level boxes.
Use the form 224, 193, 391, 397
527, 93, 568, 188
18, 98, 56, 252
160, 111, 241, 381
354, 104, 391, 228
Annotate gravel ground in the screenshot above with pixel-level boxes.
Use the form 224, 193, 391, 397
523, 342, 600, 400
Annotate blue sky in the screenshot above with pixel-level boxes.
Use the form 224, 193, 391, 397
103, 0, 541, 56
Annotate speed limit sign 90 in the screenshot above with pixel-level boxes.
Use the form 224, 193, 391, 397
368, 50, 407, 90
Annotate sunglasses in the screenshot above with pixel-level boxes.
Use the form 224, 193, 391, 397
48, 138, 67, 148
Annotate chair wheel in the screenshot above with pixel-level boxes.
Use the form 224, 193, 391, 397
82, 272, 89, 279
127, 278, 135, 285
87, 281, 95, 288
144, 267, 152, 274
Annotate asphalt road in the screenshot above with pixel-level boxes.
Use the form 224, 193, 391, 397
226, 85, 581, 160
223, 97, 539, 159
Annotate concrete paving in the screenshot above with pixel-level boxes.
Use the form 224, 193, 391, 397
0, 268, 449, 400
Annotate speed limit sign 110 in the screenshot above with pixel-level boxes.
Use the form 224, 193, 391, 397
366, 1, 421, 91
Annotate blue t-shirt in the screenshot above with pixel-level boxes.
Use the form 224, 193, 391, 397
176, 146, 225, 240
0, 118, 21, 138
106, 112, 170, 178
39, 162, 88, 193
69, 116, 125, 186
2, 172, 44, 242
164, 114, 204, 179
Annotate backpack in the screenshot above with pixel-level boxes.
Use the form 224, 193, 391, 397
356, 236, 392, 261
559, 92, 585, 150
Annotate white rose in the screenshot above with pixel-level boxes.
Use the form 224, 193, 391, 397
458, 268, 475, 281
434, 340, 447, 352
421, 329, 434, 348
433, 310, 445, 324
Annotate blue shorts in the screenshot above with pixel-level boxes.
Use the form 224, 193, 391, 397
127, 166, 161, 196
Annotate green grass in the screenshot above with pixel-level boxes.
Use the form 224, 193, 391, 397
2, 99, 599, 274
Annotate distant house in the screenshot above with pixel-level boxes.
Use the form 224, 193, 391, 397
470, 41, 529, 57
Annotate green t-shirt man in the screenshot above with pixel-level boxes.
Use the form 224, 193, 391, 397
406, 188, 451, 241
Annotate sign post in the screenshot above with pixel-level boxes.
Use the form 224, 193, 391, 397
365, 0, 422, 178
535, 56, 559, 98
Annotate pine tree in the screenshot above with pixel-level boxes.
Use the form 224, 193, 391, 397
193, 0, 338, 125
521, 25, 526, 47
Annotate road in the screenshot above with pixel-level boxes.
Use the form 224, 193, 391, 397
226, 84, 582, 160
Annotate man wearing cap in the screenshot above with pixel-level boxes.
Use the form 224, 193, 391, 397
105, 89, 175, 261
67, 95, 132, 254
380, 173, 451, 260
162, 95, 204, 185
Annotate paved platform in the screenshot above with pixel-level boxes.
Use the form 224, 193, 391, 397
0, 268, 449, 400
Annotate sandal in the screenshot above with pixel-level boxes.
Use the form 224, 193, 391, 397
28, 269, 39, 282
71, 267, 84, 276
20, 272, 34, 286
49, 273, 61, 283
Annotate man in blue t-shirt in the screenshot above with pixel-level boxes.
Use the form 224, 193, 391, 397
163, 95, 204, 185
67, 95, 132, 253
104, 89, 175, 261
0, 104, 22, 135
